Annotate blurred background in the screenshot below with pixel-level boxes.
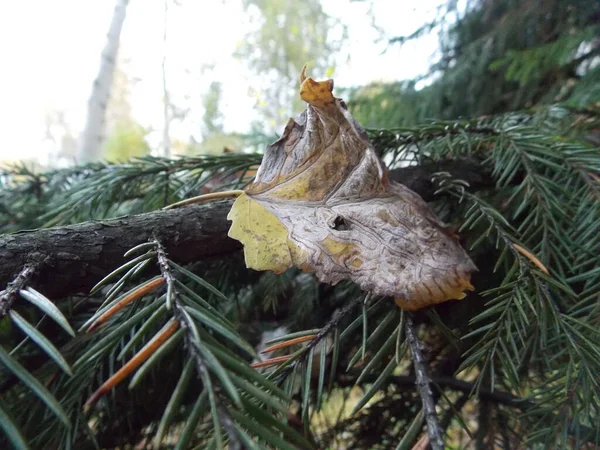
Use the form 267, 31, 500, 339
1, 0, 599, 168
1, 3, 599, 449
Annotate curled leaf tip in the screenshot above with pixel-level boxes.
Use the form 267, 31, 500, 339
300, 63, 307, 83
300, 75, 335, 107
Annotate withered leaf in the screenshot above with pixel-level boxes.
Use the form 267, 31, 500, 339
227, 69, 476, 310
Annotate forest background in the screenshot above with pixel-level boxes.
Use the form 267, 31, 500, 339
1, 0, 599, 449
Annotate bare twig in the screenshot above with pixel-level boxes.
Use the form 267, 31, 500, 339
273, 294, 366, 380
0, 261, 40, 317
154, 238, 242, 450
335, 373, 596, 441
336, 374, 522, 407
405, 313, 444, 450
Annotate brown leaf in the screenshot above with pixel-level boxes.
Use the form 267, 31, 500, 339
228, 70, 476, 310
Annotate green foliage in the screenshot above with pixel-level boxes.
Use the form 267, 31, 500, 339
2, 1, 600, 448
350, 0, 600, 130
342, 82, 426, 129
202, 81, 224, 136
0, 153, 262, 231
194, 133, 248, 156
489, 27, 598, 87
103, 121, 151, 162
1, 105, 599, 448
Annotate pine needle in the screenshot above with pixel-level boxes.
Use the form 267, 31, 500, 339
251, 355, 292, 369
260, 334, 317, 354
513, 243, 550, 275
87, 277, 164, 332
84, 320, 179, 408
163, 190, 244, 210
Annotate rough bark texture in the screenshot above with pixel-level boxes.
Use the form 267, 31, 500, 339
0, 200, 238, 301
79, 0, 129, 163
0, 162, 491, 303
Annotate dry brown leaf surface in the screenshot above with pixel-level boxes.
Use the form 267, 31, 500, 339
228, 70, 476, 310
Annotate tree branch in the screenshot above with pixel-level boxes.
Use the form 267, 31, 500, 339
405, 313, 445, 450
155, 237, 243, 450
0, 161, 492, 302
336, 374, 523, 407
0, 200, 239, 301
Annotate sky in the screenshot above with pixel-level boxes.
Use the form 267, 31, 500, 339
0, 0, 442, 164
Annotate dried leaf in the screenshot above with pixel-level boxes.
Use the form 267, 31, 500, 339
228, 70, 476, 310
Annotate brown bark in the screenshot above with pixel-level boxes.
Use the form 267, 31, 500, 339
0, 200, 239, 302
0, 161, 491, 302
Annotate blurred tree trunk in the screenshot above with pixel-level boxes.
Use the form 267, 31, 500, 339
79, 0, 129, 163
161, 0, 171, 158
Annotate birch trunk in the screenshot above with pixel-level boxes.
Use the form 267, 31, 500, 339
79, 0, 129, 163
161, 0, 171, 158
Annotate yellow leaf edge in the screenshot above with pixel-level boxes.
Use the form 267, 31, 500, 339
227, 192, 307, 274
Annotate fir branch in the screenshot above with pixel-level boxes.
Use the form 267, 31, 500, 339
435, 172, 600, 444
154, 238, 243, 449
0, 162, 486, 303
0, 200, 239, 301
404, 313, 444, 450
266, 294, 365, 385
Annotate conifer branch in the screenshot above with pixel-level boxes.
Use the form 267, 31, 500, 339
405, 313, 444, 450
0, 162, 489, 303
154, 238, 243, 449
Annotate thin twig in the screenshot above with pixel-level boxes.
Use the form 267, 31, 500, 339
163, 190, 244, 210
305, 294, 366, 354
0, 261, 40, 317
336, 374, 523, 407
275, 294, 366, 381
154, 237, 243, 450
405, 313, 444, 450
439, 393, 469, 433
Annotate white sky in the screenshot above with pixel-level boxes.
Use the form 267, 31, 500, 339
0, 0, 441, 164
